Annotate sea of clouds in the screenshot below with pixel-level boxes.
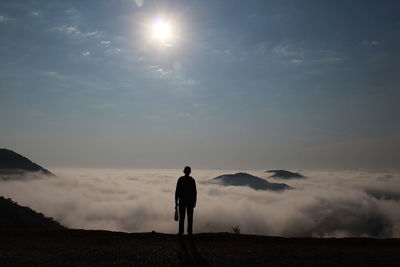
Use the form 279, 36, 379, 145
1, 168, 400, 237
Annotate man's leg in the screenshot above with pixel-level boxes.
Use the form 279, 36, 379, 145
187, 206, 194, 234
179, 205, 186, 235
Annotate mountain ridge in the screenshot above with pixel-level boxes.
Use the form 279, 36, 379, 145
266, 169, 305, 179
0, 148, 54, 176
211, 172, 291, 191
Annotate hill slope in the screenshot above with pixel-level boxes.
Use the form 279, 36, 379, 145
0, 148, 54, 176
0, 230, 399, 267
0, 196, 65, 230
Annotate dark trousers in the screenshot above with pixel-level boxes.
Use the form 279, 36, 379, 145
179, 205, 194, 234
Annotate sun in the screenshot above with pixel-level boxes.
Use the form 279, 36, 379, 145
152, 18, 172, 43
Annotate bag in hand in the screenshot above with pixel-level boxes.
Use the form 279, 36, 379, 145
174, 207, 179, 221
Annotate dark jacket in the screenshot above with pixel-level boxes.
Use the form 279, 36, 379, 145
175, 175, 197, 207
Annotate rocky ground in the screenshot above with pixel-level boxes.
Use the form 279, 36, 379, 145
0, 230, 399, 267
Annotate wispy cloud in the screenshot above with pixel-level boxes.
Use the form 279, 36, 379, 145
319, 57, 343, 63
146, 63, 197, 88
272, 45, 305, 58
362, 40, 383, 47
81, 51, 90, 57
156, 68, 171, 76
182, 80, 197, 86
0, 15, 16, 22
100, 40, 111, 45
65, 8, 79, 20
31, 11, 40, 17
133, 0, 144, 7
291, 59, 303, 64
43, 71, 64, 79
104, 48, 123, 55
52, 25, 100, 38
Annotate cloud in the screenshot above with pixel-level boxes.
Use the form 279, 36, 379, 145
290, 59, 303, 64
104, 48, 123, 55
182, 80, 197, 86
272, 45, 304, 58
362, 40, 383, 47
319, 57, 343, 63
31, 11, 40, 17
81, 51, 91, 57
43, 71, 63, 79
52, 25, 100, 38
65, 8, 79, 17
146, 63, 197, 87
0, 15, 16, 22
0, 169, 399, 238
156, 68, 170, 76
133, 0, 144, 7
100, 40, 111, 45
66, 8, 77, 14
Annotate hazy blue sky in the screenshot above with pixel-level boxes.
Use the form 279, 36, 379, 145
1, 0, 399, 169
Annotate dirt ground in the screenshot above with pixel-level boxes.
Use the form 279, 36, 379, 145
0, 230, 399, 267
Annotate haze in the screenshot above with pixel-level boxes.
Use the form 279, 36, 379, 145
0, 169, 399, 237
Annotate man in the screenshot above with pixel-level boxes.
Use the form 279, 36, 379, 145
175, 166, 197, 236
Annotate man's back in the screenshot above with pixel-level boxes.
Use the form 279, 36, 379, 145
175, 175, 197, 207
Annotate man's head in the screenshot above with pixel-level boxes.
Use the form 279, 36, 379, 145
183, 166, 191, 176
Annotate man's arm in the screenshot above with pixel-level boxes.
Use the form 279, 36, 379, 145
193, 180, 197, 207
175, 178, 181, 207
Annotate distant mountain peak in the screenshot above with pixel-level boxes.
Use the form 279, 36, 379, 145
211, 172, 291, 191
0, 148, 54, 176
266, 170, 305, 179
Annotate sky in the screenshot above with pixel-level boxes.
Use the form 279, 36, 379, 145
1, 0, 399, 169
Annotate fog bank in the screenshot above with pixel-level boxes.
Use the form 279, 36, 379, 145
1, 168, 399, 237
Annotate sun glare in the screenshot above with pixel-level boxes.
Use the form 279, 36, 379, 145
152, 18, 172, 43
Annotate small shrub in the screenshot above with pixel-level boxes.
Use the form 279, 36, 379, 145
232, 225, 240, 234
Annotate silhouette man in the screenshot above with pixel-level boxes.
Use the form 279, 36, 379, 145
175, 166, 197, 236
